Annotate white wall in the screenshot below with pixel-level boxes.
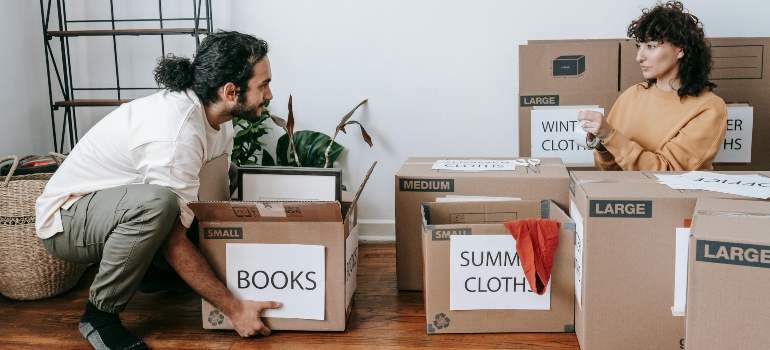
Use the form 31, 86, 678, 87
213, 0, 770, 239
6, 1, 770, 239
0, 3, 53, 158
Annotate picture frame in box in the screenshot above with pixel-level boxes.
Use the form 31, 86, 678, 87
237, 166, 342, 202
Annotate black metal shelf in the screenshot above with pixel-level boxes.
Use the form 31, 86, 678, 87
54, 99, 132, 107
47, 28, 210, 38
40, 0, 213, 153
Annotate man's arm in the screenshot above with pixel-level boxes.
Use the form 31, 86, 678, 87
161, 218, 282, 337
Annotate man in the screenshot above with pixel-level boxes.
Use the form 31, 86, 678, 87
35, 31, 281, 350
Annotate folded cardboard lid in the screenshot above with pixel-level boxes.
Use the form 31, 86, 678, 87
397, 157, 567, 178
198, 154, 231, 202
191, 161, 376, 223
189, 201, 343, 223
691, 197, 770, 243
571, 171, 770, 199
422, 199, 573, 228
423, 200, 544, 226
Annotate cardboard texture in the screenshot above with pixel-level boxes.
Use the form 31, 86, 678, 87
395, 157, 570, 291
685, 198, 770, 350
521, 37, 770, 170
190, 163, 375, 331
570, 171, 770, 350
421, 200, 575, 334
198, 154, 231, 202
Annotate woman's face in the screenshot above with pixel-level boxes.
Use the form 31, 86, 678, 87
636, 41, 684, 82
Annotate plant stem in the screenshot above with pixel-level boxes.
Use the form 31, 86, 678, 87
324, 129, 340, 168
289, 133, 302, 167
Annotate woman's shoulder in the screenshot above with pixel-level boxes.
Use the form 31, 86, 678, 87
689, 89, 726, 109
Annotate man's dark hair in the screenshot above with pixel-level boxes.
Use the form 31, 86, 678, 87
153, 30, 269, 105
627, 1, 716, 99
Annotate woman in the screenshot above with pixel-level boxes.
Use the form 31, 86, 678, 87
577, 1, 726, 171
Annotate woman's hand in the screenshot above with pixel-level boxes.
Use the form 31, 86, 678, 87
577, 110, 615, 141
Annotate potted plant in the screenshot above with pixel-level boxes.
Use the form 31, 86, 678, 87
262, 96, 371, 168
231, 100, 272, 166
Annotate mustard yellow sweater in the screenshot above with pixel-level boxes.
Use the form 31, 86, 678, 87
595, 83, 727, 171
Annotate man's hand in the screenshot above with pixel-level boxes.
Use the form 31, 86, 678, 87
229, 300, 283, 337
578, 110, 615, 140
161, 219, 282, 338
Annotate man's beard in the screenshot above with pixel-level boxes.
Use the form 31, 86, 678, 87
231, 99, 263, 121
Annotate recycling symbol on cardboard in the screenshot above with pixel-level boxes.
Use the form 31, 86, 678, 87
208, 309, 225, 327
433, 313, 450, 330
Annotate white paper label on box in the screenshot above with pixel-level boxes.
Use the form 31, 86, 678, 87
449, 235, 551, 310
225, 243, 325, 320
345, 223, 359, 309
714, 106, 753, 163
530, 107, 603, 167
570, 200, 584, 310
255, 202, 286, 217
656, 172, 770, 199
431, 159, 517, 171
672, 227, 690, 317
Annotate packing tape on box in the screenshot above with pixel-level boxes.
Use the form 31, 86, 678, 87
695, 210, 770, 219
576, 179, 662, 184
255, 202, 286, 217
404, 162, 566, 167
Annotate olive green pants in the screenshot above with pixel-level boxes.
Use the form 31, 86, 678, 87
41, 162, 237, 313
41, 184, 180, 313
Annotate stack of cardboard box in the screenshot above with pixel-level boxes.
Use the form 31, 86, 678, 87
519, 37, 770, 170
569, 171, 770, 349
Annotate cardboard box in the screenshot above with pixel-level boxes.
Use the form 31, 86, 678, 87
395, 157, 570, 291
684, 198, 770, 350
189, 164, 374, 331
422, 200, 575, 334
518, 39, 639, 159
569, 171, 770, 350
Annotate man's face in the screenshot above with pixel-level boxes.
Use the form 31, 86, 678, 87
231, 56, 273, 121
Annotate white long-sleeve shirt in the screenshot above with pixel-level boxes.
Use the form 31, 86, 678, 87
35, 89, 233, 239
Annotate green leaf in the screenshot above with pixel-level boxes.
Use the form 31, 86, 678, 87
235, 128, 250, 138
284, 130, 344, 167
275, 133, 297, 166
262, 150, 275, 166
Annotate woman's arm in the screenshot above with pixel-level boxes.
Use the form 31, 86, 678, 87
601, 99, 727, 171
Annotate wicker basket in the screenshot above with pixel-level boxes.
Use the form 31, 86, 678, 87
0, 154, 89, 300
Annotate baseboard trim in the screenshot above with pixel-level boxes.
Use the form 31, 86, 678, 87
358, 235, 395, 243
358, 219, 395, 242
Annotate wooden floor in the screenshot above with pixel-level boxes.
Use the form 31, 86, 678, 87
0, 243, 580, 349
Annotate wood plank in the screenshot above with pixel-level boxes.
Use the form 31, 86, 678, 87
47, 28, 209, 37
0, 243, 581, 349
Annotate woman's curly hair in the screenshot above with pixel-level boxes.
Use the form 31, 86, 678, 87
627, 1, 716, 99
153, 31, 268, 105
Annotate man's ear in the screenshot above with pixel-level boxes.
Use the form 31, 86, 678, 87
220, 82, 238, 103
